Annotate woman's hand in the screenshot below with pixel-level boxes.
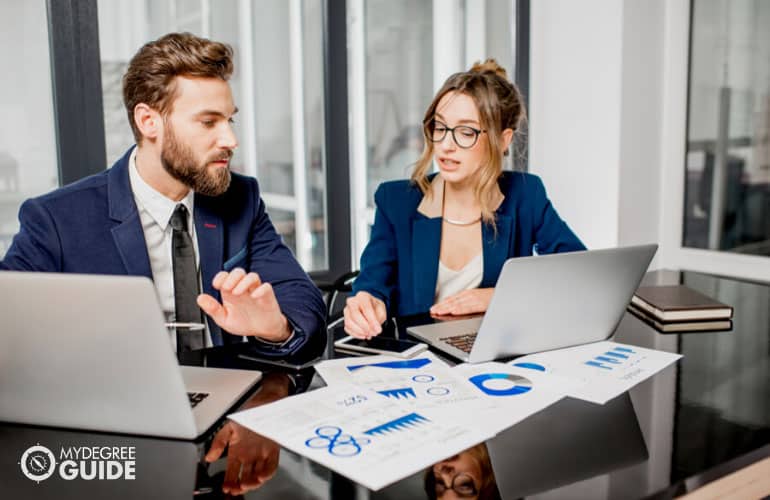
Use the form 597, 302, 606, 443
430, 288, 494, 316
344, 291, 387, 339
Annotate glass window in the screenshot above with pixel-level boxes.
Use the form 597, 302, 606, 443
685, 0, 770, 256
0, 2, 59, 259
484, 0, 515, 73
349, 0, 520, 262
364, 0, 433, 204
97, 0, 328, 271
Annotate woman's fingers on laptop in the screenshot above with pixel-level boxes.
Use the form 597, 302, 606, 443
431, 288, 494, 316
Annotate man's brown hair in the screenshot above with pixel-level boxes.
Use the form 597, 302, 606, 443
122, 32, 234, 143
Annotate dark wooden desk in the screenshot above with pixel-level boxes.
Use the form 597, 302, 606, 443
2, 270, 768, 499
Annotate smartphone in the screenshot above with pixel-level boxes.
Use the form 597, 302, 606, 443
334, 335, 428, 358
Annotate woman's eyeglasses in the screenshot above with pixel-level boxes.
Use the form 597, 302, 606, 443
434, 472, 479, 497
425, 120, 486, 149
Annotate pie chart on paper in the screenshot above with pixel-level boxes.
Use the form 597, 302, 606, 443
468, 373, 533, 396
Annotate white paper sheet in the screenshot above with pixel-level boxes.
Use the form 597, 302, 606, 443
314, 353, 482, 411
452, 362, 566, 434
228, 383, 493, 491
510, 341, 682, 404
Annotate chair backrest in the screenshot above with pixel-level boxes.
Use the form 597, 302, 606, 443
315, 270, 359, 359
321, 270, 359, 318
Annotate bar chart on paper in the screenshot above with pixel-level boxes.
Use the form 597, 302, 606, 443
229, 384, 492, 491
509, 341, 682, 404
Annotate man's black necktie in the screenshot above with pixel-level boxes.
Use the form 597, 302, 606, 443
169, 204, 204, 352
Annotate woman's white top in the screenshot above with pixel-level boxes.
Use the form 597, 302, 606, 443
434, 252, 483, 303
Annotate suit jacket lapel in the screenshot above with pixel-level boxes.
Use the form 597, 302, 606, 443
412, 216, 442, 311
194, 199, 224, 297
194, 198, 224, 345
108, 149, 152, 279
482, 214, 514, 287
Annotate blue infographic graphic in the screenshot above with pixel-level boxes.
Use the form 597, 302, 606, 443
426, 387, 450, 396
347, 358, 432, 372
363, 412, 430, 436
468, 373, 532, 396
377, 387, 417, 399
513, 362, 546, 372
585, 346, 636, 370
412, 374, 435, 383
305, 426, 370, 457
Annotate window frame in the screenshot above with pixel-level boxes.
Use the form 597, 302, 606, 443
44, 0, 530, 283
659, 0, 770, 283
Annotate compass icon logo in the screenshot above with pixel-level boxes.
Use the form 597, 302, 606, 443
19, 445, 57, 482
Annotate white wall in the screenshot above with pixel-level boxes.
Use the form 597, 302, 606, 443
531, 0, 770, 282
530, 0, 666, 254
529, 0, 625, 250
618, 1, 664, 249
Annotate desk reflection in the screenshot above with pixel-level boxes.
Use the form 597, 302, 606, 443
1, 423, 198, 499
0, 372, 291, 499
426, 444, 501, 500
420, 394, 647, 500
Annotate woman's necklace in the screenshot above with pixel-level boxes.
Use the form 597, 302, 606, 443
441, 183, 481, 226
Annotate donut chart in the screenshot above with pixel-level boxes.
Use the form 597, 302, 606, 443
468, 373, 532, 396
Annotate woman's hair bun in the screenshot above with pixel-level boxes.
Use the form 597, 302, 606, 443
469, 58, 508, 79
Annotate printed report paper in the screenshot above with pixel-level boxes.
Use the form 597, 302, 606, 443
453, 362, 568, 434
314, 353, 481, 411
229, 383, 493, 491
509, 341, 682, 404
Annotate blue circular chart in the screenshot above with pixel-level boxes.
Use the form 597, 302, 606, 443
468, 373, 532, 396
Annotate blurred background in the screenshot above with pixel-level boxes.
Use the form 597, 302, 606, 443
1, 0, 768, 283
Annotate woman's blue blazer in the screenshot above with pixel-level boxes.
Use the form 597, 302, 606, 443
352, 172, 586, 316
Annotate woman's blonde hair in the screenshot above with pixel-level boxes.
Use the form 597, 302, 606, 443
411, 59, 526, 225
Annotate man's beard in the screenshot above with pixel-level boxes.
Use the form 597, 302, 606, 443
160, 124, 232, 197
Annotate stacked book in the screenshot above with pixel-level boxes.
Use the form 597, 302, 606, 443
628, 285, 733, 333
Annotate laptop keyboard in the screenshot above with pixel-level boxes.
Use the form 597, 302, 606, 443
440, 332, 478, 353
187, 392, 210, 408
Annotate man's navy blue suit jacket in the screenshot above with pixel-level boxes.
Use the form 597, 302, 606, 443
352, 172, 586, 316
0, 147, 325, 355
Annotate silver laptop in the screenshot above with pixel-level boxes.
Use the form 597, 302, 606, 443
407, 244, 657, 363
0, 272, 261, 440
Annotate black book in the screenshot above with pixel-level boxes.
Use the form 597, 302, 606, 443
630, 285, 733, 322
627, 303, 733, 333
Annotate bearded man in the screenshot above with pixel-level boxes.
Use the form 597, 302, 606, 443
0, 32, 325, 356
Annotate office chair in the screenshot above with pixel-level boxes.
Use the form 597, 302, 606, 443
316, 270, 359, 358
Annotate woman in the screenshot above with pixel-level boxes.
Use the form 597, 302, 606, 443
344, 59, 584, 339
424, 444, 501, 500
